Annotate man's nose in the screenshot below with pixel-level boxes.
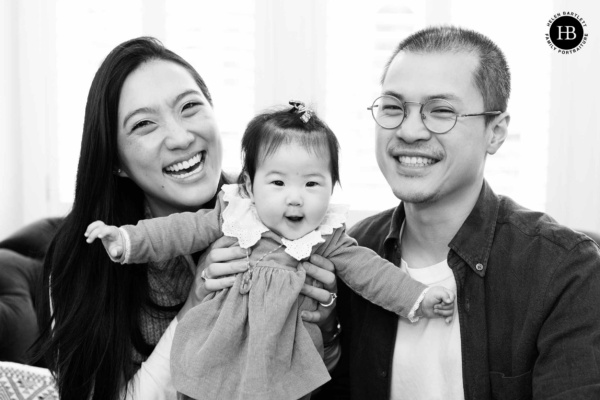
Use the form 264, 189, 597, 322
395, 104, 432, 143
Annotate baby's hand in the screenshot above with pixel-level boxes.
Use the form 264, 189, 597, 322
84, 220, 124, 259
417, 286, 455, 324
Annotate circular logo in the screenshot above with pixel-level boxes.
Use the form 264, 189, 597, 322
549, 16, 584, 49
546, 12, 588, 54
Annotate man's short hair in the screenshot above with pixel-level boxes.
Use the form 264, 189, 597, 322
382, 26, 511, 125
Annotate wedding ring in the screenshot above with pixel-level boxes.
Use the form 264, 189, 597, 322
319, 292, 337, 307
200, 269, 210, 281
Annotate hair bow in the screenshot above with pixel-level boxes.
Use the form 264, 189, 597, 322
289, 100, 313, 123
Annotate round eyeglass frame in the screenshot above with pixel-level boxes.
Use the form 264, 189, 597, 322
367, 95, 502, 134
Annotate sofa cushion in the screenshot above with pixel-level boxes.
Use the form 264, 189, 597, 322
0, 218, 62, 260
0, 217, 62, 364
0, 249, 42, 363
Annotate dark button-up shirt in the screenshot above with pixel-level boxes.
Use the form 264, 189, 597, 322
317, 181, 600, 399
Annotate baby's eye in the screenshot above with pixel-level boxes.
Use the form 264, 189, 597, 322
132, 120, 153, 132
271, 180, 284, 186
306, 181, 319, 187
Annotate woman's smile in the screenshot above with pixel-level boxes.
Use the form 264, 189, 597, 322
164, 151, 206, 180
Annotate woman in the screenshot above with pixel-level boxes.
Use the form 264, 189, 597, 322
35, 37, 338, 400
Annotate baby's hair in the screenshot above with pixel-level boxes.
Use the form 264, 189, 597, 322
239, 103, 340, 195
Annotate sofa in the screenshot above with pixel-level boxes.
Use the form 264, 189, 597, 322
0, 217, 598, 366
0, 218, 62, 365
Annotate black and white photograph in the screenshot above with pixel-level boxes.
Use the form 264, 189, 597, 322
1, 0, 599, 399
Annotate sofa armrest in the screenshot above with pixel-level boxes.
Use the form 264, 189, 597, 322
0, 249, 42, 363
0, 218, 63, 260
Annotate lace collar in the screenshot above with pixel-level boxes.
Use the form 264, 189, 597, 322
220, 184, 348, 260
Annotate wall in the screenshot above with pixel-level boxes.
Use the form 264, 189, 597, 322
0, 0, 22, 238
546, 0, 600, 233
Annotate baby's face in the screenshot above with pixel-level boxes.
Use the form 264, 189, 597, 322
248, 142, 333, 240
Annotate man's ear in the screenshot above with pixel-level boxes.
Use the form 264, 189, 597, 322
243, 172, 254, 202
486, 112, 510, 155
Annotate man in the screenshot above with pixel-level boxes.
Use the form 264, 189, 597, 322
318, 26, 600, 399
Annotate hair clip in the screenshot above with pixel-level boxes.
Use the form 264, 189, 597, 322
289, 100, 313, 123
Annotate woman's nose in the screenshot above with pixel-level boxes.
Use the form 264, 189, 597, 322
164, 119, 194, 150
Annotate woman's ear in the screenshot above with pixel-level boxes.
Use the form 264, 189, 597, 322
243, 173, 254, 202
114, 167, 129, 178
486, 112, 510, 155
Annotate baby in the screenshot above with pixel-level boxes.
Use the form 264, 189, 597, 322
85, 101, 455, 400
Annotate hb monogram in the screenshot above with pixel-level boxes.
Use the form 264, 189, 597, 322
556, 26, 577, 40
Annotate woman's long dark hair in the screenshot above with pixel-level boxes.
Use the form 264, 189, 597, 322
34, 37, 214, 400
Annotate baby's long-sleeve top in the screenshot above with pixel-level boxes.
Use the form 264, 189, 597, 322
118, 189, 428, 319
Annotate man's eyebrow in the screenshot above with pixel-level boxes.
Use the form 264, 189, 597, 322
122, 107, 157, 129
382, 90, 404, 100
381, 90, 461, 103
423, 93, 461, 102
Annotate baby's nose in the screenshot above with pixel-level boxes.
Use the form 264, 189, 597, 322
286, 191, 303, 206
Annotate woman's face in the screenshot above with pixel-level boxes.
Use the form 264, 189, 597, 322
117, 59, 223, 217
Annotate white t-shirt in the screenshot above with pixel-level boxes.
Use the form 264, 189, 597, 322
390, 258, 465, 400
123, 318, 178, 400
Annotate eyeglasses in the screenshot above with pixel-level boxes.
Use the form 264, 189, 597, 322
368, 95, 502, 134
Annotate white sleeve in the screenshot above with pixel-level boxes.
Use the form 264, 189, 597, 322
122, 318, 178, 400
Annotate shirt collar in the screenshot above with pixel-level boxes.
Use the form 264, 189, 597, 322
382, 201, 406, 259
448, 180, 500, 276
382, 180, 500, 277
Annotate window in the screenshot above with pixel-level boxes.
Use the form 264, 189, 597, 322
324, 0, 551, 223
6, 0, 568, 238
55, 0, 256, 206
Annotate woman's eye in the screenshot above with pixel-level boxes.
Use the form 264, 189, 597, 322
306, 181, 319, 187
132, 120, 153, 132
272, 180, 284, 186
182, 101, 200, 114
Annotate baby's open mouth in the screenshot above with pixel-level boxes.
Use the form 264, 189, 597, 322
164, 152, 205, 178
286, 216, 303, 222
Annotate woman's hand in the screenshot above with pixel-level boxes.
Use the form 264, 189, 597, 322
299, 254, 338, 332
178, 236, 248, 320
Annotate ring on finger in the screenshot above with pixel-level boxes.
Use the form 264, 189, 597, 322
319, 292, 337, 307
200, 269, 211, 281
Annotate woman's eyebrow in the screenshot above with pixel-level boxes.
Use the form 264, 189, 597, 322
170, 89, 203, 108
122, 107, 156, 128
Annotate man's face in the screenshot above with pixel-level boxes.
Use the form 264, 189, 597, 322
375, 51, 498, 206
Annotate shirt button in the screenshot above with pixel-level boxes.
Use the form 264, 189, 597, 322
476, 263, 483, 271
380, 370, 388, 378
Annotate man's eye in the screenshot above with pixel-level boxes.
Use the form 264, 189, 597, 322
381, 104, 404, 116
430, 108, 454, 114
132, 120, 153, 131
382, 104, 403, 111
272, 180, 284, 186
306, 182, 319, 187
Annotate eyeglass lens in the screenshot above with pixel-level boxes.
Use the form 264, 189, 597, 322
371, 96, 457, 133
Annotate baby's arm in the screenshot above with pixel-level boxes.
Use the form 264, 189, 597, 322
318, 227, 454, 322
85, 220, 126, 260
87, 192, 227, 264
418, 286, 455, 323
